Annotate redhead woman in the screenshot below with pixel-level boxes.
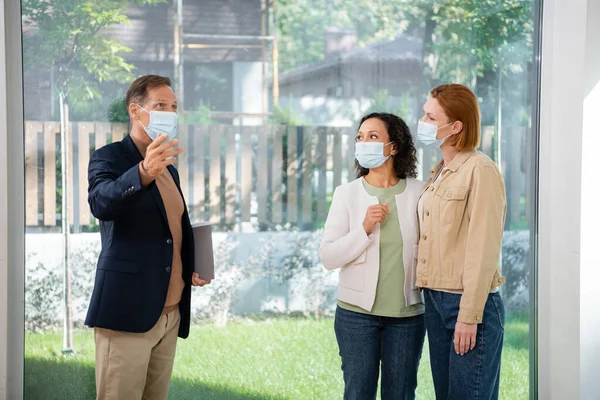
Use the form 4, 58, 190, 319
416, 84, 507, 400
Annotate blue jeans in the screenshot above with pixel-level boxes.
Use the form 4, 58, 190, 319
334, 306, 426, 400
423, 289, 505, 400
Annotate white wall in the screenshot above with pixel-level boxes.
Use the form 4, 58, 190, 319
0, 3, 8, 395
0, 1, 25, 399
580, 0, 600, 398
232, 62, 264, 126
538, 0, 600, 398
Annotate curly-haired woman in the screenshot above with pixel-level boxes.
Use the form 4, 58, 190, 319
320, 112, 425, 400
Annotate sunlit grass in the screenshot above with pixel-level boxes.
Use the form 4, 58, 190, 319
25, 316, 529, 399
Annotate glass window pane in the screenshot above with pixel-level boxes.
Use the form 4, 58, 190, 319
22, 1, 539, 399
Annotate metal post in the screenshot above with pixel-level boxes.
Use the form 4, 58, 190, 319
496, 65, 503, 170
59, 93, 74, 354
174, 0, 184, 113
182, 33, 273, 40
261, 0, 268, 125
271, 0, 279, 108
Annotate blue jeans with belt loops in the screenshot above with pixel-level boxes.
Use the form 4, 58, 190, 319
423, 289, 505, 400
334, 306, 426, 400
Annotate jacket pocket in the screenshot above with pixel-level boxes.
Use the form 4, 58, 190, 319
97, 257, 141, 274
490, 292, 506, 329
436, 186, 468, 224
353, 250, 366, 265
339, 254, 366, 291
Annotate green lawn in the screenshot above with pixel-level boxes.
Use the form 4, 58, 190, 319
24, 317, 529, 399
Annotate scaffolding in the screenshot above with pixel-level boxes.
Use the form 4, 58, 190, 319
173, 0, 280, 124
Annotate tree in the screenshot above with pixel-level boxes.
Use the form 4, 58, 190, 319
274, 0, 424, 72
361, 90, 413, 122
424, 0, 534, 167
22, 0, 166, 353
275, 0, 533, 87
425, 0, 533, 86
275, 0, 534, 167
22, 0, 167, 104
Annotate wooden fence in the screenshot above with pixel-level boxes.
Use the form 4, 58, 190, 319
24, 121, 529, 232
24, 122, 359, 231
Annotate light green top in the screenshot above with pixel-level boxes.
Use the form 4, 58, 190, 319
338, 178, 424, 318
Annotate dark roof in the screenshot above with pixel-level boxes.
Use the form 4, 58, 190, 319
279, 35, 423, 85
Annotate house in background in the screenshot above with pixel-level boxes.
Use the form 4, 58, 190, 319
23, 0, 268, 125
276, 30, 424, 127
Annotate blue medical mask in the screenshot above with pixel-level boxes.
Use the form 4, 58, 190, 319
137, 105, 178, 141
355, 141, 392, 169
417, 120, 454, 147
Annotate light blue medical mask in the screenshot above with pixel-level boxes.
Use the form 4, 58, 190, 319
355, 141, 393, 169
137, 105, 178, 141
417, 120, 454, 147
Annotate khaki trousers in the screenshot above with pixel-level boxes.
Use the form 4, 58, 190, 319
94, 309, 181, 400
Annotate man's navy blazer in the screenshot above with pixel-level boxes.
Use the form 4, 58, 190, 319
85, 135, 194, 338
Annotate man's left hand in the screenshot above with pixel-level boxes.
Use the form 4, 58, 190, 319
192, 272, 211, 287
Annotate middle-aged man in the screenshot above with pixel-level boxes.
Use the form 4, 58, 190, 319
85, 74, 210, 400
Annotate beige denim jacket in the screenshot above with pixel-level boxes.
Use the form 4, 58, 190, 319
416, 149, 506, 324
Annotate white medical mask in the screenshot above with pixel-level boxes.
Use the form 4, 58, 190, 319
137, 105, 178, 141
417, 120, 454, 147
355, 141, 392, 169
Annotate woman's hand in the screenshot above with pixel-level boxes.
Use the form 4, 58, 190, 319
454, 321, 477, 355
362, 203, 390, 235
